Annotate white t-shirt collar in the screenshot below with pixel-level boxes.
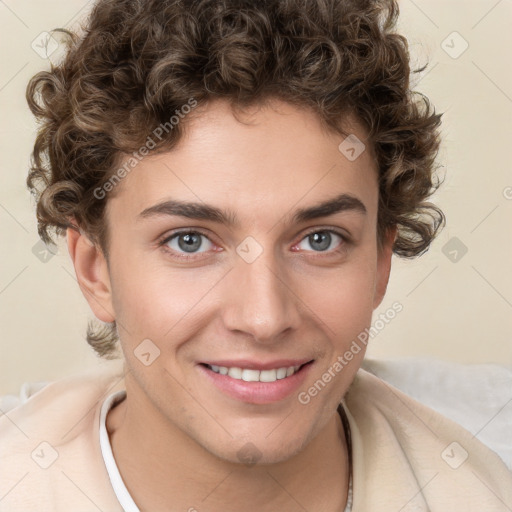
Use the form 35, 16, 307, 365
99, 390, 140, 512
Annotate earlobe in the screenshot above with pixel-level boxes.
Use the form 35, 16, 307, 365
373, 225, 397, 309
66, 225, 115, 323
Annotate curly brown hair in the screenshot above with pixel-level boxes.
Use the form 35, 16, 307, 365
26, 0, 445, 358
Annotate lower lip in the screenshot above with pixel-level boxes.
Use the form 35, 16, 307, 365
197, 362, 314, 405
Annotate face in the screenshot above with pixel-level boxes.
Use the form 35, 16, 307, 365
80, 98, 393, 465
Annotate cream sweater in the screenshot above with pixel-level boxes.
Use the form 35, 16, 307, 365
1, 365, 511, 511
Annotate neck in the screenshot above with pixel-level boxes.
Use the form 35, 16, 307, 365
107, 382, 350, 512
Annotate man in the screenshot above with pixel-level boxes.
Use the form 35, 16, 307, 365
1, 0, 511, 510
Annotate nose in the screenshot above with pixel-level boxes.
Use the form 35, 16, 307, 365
220, 249, 302, 344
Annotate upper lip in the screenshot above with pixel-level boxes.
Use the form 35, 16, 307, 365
200, 359, 314, 370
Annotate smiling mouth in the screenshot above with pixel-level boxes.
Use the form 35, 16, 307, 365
200, 361, 313, 383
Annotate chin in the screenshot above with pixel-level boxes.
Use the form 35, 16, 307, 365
204, 432, 310, 467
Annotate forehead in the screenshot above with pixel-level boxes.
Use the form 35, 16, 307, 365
106, 98, 379, 227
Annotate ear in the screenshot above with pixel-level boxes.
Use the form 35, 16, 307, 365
66, 225, 115, 323
373, 225, 397, 309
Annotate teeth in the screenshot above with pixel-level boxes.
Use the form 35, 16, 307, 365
260, 369, 277, 382
276, 368, 287, 379
208, 364, 302, 382
242, 369, 260, 382
228, 367, 242, 379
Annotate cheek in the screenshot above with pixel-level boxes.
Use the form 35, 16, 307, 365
109, 255, 224, 345
298, 257, 377, 339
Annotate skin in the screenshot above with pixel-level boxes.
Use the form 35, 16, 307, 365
67, 98, 396, 512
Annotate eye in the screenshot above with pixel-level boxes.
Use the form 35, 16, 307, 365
161, 230, 214, 257
158, 227, 349, 261
295, 229, 347, 253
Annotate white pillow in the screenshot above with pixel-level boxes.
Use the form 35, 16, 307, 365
0, 380, 49, 413
362, 357, 512, 471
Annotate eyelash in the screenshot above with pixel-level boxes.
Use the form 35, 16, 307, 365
157, 227, 351, 261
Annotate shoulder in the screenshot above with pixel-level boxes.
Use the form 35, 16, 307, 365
0, 362, 125, 511
0, 362, 125, 448
344, 368, 512, 511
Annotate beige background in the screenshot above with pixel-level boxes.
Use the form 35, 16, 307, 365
1, 0, 511, 394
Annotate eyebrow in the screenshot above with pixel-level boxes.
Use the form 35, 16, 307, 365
138, 192, 367, 227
